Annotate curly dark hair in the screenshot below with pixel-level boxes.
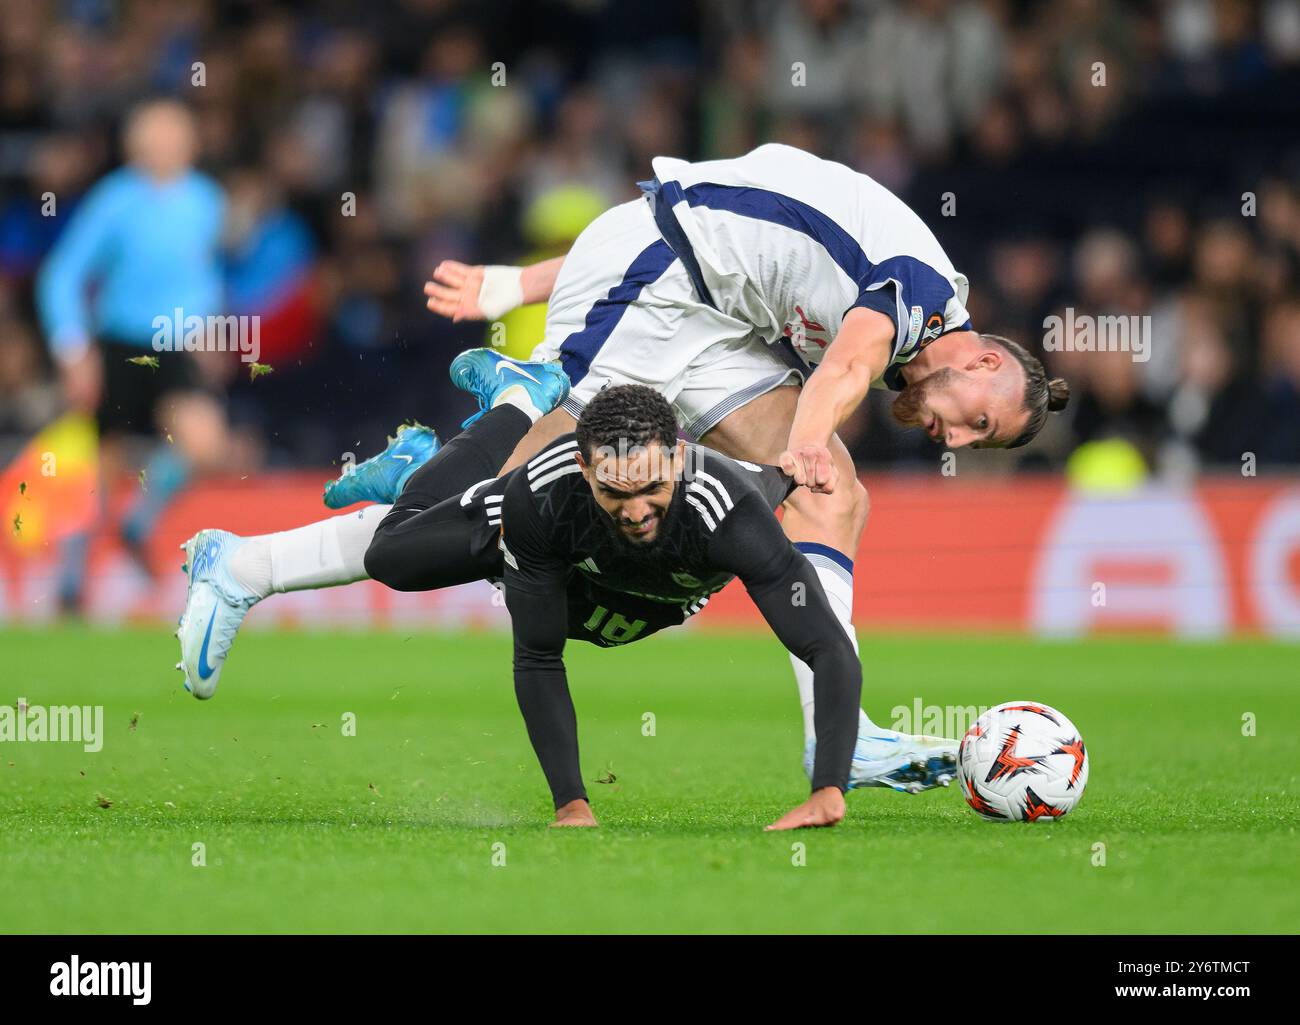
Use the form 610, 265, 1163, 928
575, 384, 678, 460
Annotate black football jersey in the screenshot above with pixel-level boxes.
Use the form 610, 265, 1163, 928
490, 433, 860, 810
495, 434, 795, 612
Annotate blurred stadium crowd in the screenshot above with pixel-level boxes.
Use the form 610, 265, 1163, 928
2, 0, 1300, 476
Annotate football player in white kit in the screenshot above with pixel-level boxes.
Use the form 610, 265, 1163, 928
425, 143, 1069, 777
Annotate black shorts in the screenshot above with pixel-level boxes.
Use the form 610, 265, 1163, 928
96, 338, 204, 437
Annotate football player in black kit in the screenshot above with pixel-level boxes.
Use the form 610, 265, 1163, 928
177, 384, 883, 829
360, 384, 862, 830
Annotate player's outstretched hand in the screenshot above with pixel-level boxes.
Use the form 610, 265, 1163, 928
764, 786, 845, 831
778, 444, 837, 494
424, 260, 487, 322
551, 798, 599, 828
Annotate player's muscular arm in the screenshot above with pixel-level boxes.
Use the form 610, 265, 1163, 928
519, 258, 565, 305
424, 256, 566, 322
780, 308, 895, 493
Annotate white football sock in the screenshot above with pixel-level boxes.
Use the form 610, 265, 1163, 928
788, 545, 882, 743
229, 504, 389, 598
493, 382, 545, 424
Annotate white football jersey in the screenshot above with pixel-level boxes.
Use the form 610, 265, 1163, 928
648, 144, 971, 383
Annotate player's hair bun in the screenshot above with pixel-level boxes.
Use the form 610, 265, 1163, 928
1047, 377, 1070, 413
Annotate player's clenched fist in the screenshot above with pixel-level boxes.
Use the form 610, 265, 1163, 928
778, 444, 837, 494
765, 787, 846, 831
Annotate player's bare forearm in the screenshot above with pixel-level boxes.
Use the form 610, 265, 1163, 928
520, 256, 565, 305
425, 255, 566, 322
780, 308, 894, 491
788, 363, 868, 450
787, 308, 894, 450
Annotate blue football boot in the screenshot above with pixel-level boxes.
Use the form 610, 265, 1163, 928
175, 529, 260, 700
449, 348, 570, 428
323, 422, 440, 509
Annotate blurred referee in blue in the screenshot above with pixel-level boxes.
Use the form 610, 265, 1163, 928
38, 98, 233, 612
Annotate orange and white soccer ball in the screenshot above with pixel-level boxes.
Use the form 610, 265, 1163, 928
957, 702, 1088, 821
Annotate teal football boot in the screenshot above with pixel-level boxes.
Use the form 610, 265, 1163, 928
323, 422, 440, 509
449, 348, 570, 428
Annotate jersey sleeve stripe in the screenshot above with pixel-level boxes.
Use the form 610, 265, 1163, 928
527, 441, 579, 478
686, 481, 726, 522
530, 463, 583, 491
691, 470, 734, 510
684, 493, 717, 532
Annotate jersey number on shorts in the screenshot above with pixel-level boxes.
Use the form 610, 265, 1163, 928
581, 605, 647, 645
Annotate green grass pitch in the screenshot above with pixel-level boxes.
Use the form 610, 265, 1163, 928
1, 626, 1296, 933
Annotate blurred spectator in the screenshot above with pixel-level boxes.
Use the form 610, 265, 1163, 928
0, 0, 1297, 484
35, 98, 235, 610
1258, 299, 1300, 465
0, 317, 59, 439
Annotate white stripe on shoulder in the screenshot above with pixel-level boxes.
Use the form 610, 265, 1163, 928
684, 494, 716, 532
686, 481, 725, 522
527, 440, 579, 478
691, 469, 734, 510
530, 463, 583, 491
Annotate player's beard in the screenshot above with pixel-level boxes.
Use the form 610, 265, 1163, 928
600, 500, 674, 557
891, 367, 957, 428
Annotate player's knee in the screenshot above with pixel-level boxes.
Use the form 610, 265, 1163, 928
820, 477, 869, 535
363, 532, 412, 591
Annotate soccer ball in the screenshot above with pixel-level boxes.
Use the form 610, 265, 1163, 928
957, 702, 1088, 822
